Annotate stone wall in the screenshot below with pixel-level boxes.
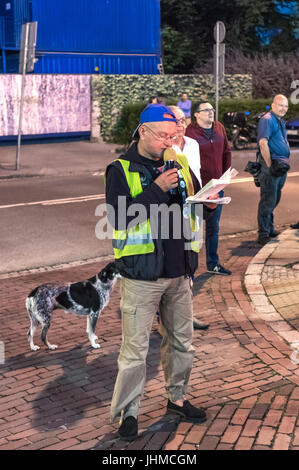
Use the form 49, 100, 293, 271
0, 74, 91, 137
92, 74, 252, 141
0, 73, 252, 142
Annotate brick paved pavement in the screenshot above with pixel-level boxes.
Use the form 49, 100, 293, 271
1, 229, 298, 450
1, 142, 298, 450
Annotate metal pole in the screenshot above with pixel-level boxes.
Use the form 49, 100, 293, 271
16, 23, 29, 171
215, 22, 219, 122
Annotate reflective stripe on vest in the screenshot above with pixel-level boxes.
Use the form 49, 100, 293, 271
113, 160, 155, 259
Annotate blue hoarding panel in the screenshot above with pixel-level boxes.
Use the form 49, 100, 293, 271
0, 0, 161, 74
0, 0, 15, 47
30, 0, 161, 55
34, 53, 160, 74
0, 0, 30, 48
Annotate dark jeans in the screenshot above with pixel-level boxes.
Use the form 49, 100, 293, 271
257, 171, 287, 237
205, 193, 223, 269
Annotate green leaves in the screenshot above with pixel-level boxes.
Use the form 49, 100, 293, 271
161, 0, 299, 73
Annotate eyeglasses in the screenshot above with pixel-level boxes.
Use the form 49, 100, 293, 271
197, 108, 215, 113
143, 125, 178, 143
177, 118, 187, 125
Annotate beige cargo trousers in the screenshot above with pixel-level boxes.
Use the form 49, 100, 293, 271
110, 275, 195, 422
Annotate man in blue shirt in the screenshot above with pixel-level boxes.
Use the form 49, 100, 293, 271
257, 94, 290, 245
177, 93, 192, 125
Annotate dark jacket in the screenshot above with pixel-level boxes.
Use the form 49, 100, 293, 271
105, 143, 199, 281
186, 121, 232, 187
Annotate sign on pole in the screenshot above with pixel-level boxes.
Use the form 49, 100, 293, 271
16, 22, 38, 170
19, 22, 29, 74
213, 21, 226, 43
26, 21, 38, 72
19, 21, 37, 73
213, 21, 225, 122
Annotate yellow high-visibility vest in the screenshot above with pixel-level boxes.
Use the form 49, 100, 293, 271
112, 155, 200, 259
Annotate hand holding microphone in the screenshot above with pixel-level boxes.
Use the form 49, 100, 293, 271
155, 148, 178, 193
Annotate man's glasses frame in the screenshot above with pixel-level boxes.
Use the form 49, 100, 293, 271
197, 108, 215, 113
177, 118, 187, 126
143, 125, 178, 143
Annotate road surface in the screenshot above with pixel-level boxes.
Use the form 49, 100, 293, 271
1, 149, 298, 274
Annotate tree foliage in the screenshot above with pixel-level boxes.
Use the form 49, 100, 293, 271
161, 0, 299, 74
197, 48, 299, 98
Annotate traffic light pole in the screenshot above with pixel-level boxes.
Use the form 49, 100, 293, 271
16, 22, 29, 171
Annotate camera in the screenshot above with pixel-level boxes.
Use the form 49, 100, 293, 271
244, 161, 261, 187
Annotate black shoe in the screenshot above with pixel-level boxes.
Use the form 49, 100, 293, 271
167, 400, 207, 423
193, 319, 209, 330
291, 222, 299, 229
269, 230, 280, 238
257, 236, 271, 246
207, 264, 231, 276
118, 416, 138, 441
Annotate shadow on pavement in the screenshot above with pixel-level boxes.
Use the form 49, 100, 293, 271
93, 413, 180, 450
4, 332, 162, 432
192, 272, 214, 297
229, 239, 261, 258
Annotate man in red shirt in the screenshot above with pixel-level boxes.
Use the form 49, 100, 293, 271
186, 101, 232, 275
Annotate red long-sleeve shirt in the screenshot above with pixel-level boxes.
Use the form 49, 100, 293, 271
185, 121, 232, 187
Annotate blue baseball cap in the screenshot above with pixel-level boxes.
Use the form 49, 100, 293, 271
132, 104, 177, 139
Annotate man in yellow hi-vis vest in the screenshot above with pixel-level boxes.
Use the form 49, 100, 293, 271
105, 104, 206, 441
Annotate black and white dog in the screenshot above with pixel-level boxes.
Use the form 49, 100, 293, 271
26, 262, 120, 351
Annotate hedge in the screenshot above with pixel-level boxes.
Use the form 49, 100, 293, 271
112, 98, 299, 145
93, 74, 252, 142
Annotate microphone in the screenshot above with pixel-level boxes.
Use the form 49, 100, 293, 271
163, 148, 177, 194
163, 148, 177, 170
